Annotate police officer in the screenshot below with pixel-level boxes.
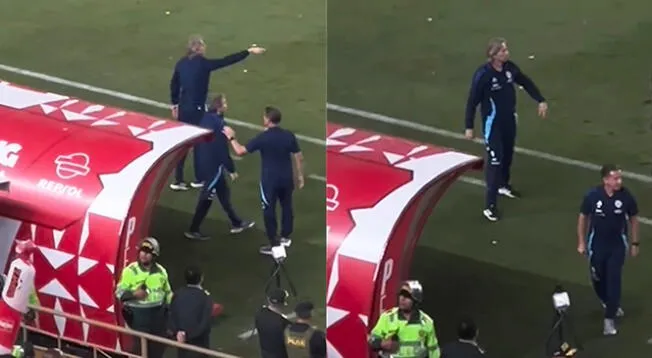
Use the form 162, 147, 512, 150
577, 164, 639, 336
284, 301, 326, 358
255, 288, 291, 358
441, 318, 485, 358
115, 237, 172, 357
369, 280, 440, 358
222, 106, 304, 256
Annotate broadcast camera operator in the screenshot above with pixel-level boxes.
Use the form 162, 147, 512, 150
255, 288, 291, 358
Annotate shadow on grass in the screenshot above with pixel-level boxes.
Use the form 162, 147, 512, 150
409, 247, 634, 358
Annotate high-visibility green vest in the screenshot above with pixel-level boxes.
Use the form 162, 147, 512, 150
11, 345, 23, 357
369, 308, 440, 358
114, 262, 172, 308
284, 325, 315, 358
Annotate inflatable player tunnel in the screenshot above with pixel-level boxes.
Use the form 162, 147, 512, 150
0, 81, 212, 351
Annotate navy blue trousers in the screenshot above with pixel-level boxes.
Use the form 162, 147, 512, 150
484, 119, 516, 208
174, 106, 205, 183
260, 181, 294, 246
189, 166, 242, 231
589, 246, 626, 319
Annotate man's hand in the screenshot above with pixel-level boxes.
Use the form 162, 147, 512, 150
222, 126, 235, 139
133, 288, 148, 300
380, 339, 399, 353
577, 241, 586, 255
630, 244, 640, 257
296, 174, 305, 189
171, 105, 179, 120
229, 172, 239, 182
464, 129, 474, 140
538, 102, 548, 119
248, 45, 266, 55
176, 331, 186, 343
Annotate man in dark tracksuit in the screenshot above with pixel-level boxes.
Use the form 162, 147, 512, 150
184, 94, 254, 240
464, 37, 547, 222
577, 164, 640, 336
223, 107, 305, 255
169, 34, 266, 191
168, 266, 214, 358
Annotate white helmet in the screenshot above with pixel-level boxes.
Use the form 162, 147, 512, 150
139, 237, 160, 256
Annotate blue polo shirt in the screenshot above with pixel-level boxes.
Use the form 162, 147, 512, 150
195, 112, 235, 181
245, 127, 300, 187
580, 186, 638, 253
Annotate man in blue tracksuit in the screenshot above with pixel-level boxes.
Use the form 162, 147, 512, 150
464, 37, 548, 222
223, 107, 304, 255
184, 94, 255, 240
577, 164, 640, 336
169, 34, 266, 191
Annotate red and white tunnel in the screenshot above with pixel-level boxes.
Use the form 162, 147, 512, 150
0, 81, 213, 351
325, 123, 483, 358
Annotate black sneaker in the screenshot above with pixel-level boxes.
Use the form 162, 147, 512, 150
483, 207, 500, 222
184, 231, 210, 241
498, 186, 521, 199
170, 182, 189, 191
190, 181, 205, 189
230, 221, 255, 234
280, 238, 292, 247
259, 245, 273, 256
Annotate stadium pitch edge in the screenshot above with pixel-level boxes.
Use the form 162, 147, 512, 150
1, 63, 650, 226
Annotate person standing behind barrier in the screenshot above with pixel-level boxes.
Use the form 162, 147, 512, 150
115, 238, 172, 358
284, 302, 326, 358
223, 106, 305, 256
441, 318, 485, 358
169, 266, 214, 358
169, 34, 266, 191
255, 288, 291, 358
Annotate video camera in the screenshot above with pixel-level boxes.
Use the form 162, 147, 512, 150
552, 285, 571, 312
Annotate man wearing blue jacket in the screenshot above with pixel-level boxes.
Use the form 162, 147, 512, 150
170, 34, 266, 191
185, 94, 254, 240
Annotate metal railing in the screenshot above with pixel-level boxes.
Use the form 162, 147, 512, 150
21, 304, 243, 358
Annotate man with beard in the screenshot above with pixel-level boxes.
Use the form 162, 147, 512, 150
368, 281, 440, 358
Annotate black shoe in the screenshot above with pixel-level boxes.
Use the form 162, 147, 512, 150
483, 207, 500, 222
498, 186, 521, 199
170, 182, 189, 191
230, 221, 255, 234
184, 231, 210, 241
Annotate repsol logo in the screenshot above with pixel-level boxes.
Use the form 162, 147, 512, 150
37, 179, 83, 198
0, 140, 22, 168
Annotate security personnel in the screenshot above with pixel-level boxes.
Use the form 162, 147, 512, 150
115, 237, 172, 358
577, 164, 639, 336
223, 106, 305, 256
284, 301, 326, 358
255, 288, 291, 358
369, 281, 440, 358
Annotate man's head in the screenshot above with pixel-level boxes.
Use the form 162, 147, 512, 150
398, 280, 423, 312
294, 301, 314, 322
266, 288, 288, 307
263, 106, 282, 128
487, 37, 510, 64
601, 164, 623, 191
185, 265, 203, 286
457, 317, 479, 341
138, 237, 160, 265
209, 94, 228, 113
187, 34, 207, 57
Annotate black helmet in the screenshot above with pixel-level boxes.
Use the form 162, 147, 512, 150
399, 280, 423, 303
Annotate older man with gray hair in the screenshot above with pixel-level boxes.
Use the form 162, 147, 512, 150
169, 34, 266, 191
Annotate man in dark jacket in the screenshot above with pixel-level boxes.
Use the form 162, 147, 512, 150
168, 266, 214, 358
441, 318, 485, 358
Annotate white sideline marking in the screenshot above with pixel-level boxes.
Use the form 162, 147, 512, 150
326, 103, 652, 184
1, 63, 648, 227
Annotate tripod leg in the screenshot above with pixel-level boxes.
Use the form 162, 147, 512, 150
280, 264, 298, 297
565, 312, 583, 349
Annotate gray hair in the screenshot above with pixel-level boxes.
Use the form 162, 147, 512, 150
486, 37, 507, 59
187, 34, 205, 56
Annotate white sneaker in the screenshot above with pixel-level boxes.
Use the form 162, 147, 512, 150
170, 182, 189, 191
280, 238, 292, 247
603, 318, 618, 336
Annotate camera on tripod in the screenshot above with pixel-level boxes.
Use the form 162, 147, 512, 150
271, 245, 287, 263
546, 285, 580, 357
552, 285, 571, 312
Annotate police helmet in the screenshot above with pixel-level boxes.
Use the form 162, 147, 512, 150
399, 280, 423, 303
139, 237, 160, 256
